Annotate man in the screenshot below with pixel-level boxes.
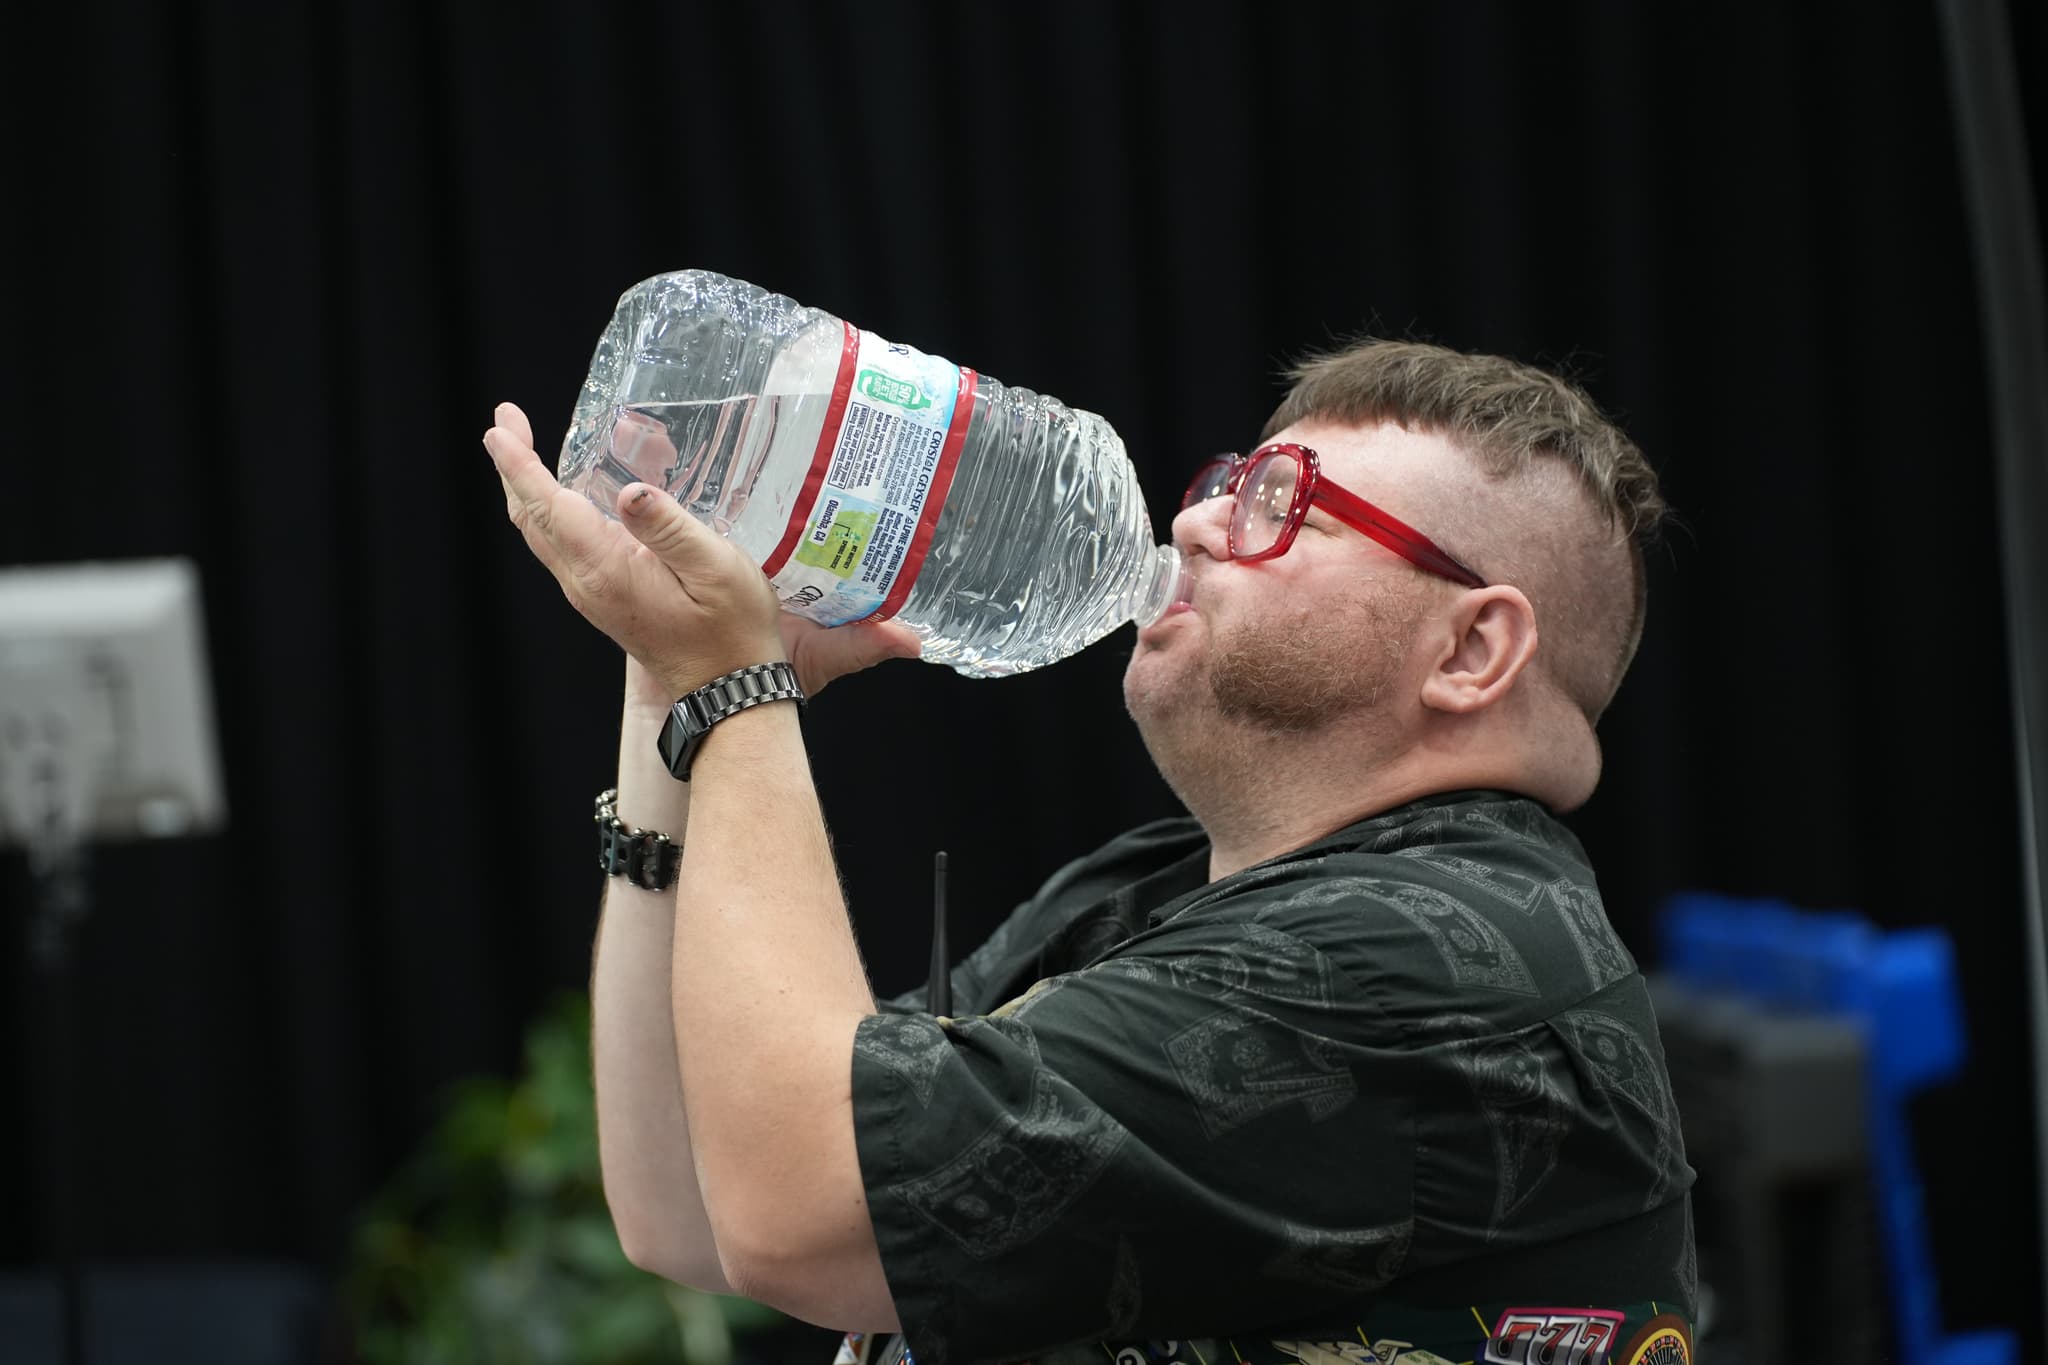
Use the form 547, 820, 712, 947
483, 339, 1694, 1365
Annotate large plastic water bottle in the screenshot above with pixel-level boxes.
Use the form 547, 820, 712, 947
557, 270, 1185, 678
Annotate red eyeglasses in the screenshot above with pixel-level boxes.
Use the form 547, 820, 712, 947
1181, 443, 1487, 589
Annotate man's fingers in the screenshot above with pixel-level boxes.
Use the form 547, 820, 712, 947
483, 422, 545, 501
617, 482, 738, 585
782, 617, 925, 695
497, 471, 528, 529
496, 401, 536, 452
486, 422, 617, 581
827, 621, 924, 680
867, 620, 926, 662
497, 471, 564, 570
488, 424, 582, 540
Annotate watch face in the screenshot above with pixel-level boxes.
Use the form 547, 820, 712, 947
656, 704, 705, 779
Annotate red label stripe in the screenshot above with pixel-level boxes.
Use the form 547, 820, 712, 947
761, 320, 861, 578
871, 367, 978, 621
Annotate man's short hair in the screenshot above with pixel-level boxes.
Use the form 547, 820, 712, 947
1261, 338, 1667, 723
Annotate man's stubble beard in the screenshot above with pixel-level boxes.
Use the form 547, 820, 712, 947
1207, 578, 1423, 732
1125, 573, 1431, 809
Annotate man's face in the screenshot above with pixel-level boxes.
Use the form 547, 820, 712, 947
1123, 420, 1469, 762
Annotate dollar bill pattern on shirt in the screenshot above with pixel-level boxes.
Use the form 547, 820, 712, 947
1352, 878, 1541, 997
1426, 1013, 1574, 1240
1556, 1008, 1687, 1212
1261, 1216, 1414, 1294
852, 1013, 955, 1106
1391, 848, 1634, 993
887, 1065, 1130, 1258
1164, 1005, 1358, 1140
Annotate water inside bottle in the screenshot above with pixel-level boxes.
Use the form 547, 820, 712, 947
568, 390, 838, 567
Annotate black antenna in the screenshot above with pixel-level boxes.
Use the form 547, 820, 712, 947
927, 850, 951, 1017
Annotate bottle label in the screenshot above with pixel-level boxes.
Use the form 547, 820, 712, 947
762, 324, 978, 625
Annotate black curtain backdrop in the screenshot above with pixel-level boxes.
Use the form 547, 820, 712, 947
4, 0, 2043, 1342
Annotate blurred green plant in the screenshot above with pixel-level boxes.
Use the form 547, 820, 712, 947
345, 991, 787, 1364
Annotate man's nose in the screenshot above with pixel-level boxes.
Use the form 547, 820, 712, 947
1170, 495, 1232, 563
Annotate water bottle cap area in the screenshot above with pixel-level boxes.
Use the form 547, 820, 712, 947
1134, 544, 1190, 628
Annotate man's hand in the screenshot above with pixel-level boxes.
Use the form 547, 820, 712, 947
485, 402, 921, 699
777, 613, 925, 701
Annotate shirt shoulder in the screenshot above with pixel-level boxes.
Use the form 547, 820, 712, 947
881, 816, 1208, 1016
1028, 815, 1209, 921
1127, 794, 1637, 1038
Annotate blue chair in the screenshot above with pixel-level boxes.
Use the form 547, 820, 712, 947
1660, 893, 2015, 1365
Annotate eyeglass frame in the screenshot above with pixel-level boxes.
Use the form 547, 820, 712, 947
1181, 443, 1488, 590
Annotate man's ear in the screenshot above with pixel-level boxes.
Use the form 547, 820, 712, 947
1419, 586, 1539, 715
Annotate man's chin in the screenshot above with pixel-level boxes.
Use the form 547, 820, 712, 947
1124, 647, 1217, 766
1122, 644, 1197, 722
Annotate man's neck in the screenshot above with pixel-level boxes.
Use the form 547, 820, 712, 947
1145, 692, 1599, 882
1183, 743, 1460, 882
1184, 724, 1596, 882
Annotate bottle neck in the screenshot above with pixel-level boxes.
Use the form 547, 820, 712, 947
1128, 543, 1188, 627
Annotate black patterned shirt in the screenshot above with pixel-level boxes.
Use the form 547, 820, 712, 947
848, 790, 1697, 1365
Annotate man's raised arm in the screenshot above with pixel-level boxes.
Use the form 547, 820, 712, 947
590, 657, 726, 1288
485, 401, 922, 1309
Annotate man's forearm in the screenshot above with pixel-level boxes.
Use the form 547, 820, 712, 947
669, 702, 896, 1328
484, 401, 912, 1319
590, 695, 730, 1289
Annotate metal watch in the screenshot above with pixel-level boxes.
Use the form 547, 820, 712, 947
594, 788, 681, 891
656, 662, 807, 781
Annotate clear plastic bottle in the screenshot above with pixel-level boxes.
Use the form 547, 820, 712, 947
558, 270, 1185, 678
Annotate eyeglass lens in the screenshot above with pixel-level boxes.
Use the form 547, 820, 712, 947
1231, 450, 1299, 556
1185, 458, 1236, 508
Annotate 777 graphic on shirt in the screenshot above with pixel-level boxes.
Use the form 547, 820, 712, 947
1482, 1308, 1625, 1365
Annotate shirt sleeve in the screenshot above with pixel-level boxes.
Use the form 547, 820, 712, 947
850, 912, 1420, 1365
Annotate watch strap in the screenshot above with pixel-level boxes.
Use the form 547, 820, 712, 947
594, 788, 681, 891
657, 662, 806, 781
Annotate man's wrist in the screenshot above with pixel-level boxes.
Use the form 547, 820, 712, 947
616, 702, 692, 829
671, 691, 806, 783
657, 662, 806, 782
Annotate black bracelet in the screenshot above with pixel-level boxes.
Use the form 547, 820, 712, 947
594, 788, 682, 892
